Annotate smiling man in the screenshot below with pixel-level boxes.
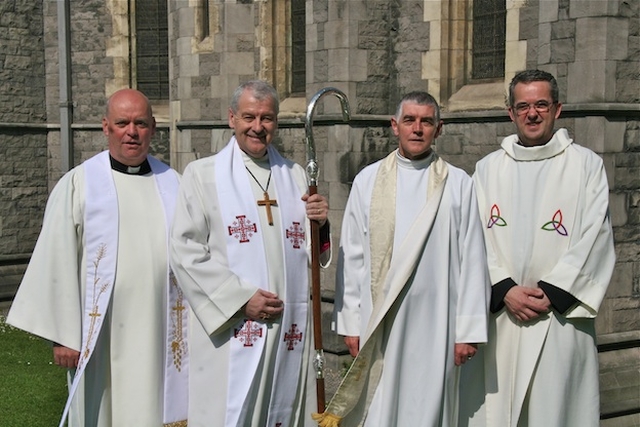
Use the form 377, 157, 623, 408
7, 89, 186, 426
170, 80, 331, 427
321, 91, 490, 426
465, 70, 615, 426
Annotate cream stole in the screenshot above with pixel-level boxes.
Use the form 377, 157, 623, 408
58, 151, 187, 427
215, 138, 308, 427
314, 150, 448, 426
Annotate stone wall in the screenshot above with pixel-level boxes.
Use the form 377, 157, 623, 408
0, 1, 47, 299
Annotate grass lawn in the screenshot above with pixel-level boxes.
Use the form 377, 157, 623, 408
0, 313, 67, 427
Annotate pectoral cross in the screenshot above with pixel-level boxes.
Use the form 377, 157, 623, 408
257, 192, 277, 226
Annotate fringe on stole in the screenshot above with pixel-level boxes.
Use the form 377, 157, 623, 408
312, 412, 343, 427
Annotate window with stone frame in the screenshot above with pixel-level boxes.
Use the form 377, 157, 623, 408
133, 0, 169, 100
471, 0, 506, 80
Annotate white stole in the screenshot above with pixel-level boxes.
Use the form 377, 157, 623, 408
215, 138, 308, 427
57, 151, 187, 427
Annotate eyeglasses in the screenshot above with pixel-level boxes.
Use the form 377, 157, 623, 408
513, 101, 555, 116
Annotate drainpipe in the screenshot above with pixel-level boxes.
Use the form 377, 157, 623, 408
57, 0, 73, 172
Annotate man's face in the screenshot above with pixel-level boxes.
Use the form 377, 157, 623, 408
103, 89, 155, 166
508, 81, 562, 147
391, 102, 442, 160
229, 90, 278, 158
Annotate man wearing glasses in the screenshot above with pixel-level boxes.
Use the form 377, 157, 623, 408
462, 70, 615, 427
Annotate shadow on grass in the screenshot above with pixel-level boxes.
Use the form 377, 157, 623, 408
0, 314, 67, 427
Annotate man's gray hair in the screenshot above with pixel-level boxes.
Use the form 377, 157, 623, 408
395, 91, 440, 123
508, 69, 559, 107
230, 80, 279, 115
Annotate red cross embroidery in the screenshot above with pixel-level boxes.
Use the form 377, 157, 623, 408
284, 324, 303, 351
228, 215, 257, 243
234, 320, 263, 347
286, 222, 305, 249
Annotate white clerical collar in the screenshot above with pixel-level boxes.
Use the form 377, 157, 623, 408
395, 149, 436, 170
240, 149, 270, 170
501, 128, 573, 161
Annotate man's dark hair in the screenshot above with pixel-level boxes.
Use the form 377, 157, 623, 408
395, 91, 440, 123
508, 70, 559, 106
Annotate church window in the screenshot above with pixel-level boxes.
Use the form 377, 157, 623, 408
134, 0, 169, 100
291, 0, 306, 95
472, 0, 506, 80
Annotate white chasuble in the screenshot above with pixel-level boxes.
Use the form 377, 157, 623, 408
171, 137, 328, 427
330, 150, 490, 427
468, 129, 615, 427
7, 151, 184, 427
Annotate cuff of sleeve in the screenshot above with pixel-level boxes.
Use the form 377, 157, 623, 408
538, 280, 578, 314
491, 278, 517, 313
320, 221, 331, 253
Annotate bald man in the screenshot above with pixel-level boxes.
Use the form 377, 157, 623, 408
8, 89, 187, 426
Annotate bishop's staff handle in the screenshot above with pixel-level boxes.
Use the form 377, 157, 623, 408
304, 87, 351, 414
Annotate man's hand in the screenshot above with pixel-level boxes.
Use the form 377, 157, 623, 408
302, 193, 329, 227
53, 344, 80, 368
244, 289, 284, 322
504, 286, 551, 322
454, 343, 478, 366
344, 336, 360, 357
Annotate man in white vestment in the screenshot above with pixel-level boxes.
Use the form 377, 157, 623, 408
7, 89, 188, 426
170, 80, 331, 427
314, 92, 490, 427
463, 70, 615, 427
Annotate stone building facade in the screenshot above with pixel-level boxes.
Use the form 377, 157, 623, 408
0, 0, 638, 424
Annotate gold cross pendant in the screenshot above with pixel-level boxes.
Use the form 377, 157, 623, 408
257, 191, 277, 225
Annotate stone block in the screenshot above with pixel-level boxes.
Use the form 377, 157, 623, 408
324, 19, 349, 50
329, 181, 351, 212
537, 23, 551, 64
518, 4, 538, 40
574, 117, 626, 153
606, 262, 633, 298
225, 4, 253, 34
576, 17, 629, 61
549, 38, 574, 62
569, 0, 619, 18
615, 241, 640, 263
609, 192, 628, 227
328, 48, 352, 81
178, 53, 199, 78
179, 98, 201, 121
222, 52, 253, 76
436, 134, 463, 155
616, 61, 640, 103
567, 60, 616, 103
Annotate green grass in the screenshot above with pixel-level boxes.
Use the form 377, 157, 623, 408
0, 314, 67, 427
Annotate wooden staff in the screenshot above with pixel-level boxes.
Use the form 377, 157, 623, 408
304, 87, 351, 413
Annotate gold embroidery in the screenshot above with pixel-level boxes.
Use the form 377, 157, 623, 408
170, 272, 187, 371
163, 420, 188, 427
81, 243, 111, 364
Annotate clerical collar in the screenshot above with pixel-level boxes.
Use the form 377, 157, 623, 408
395, 149, 436, 170
109, 155, 152, 175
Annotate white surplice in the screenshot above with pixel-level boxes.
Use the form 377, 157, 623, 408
7, 156, 181, 426
335, 151, 490, 426
170, 139, 329, 427
466, 129, 615, 427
